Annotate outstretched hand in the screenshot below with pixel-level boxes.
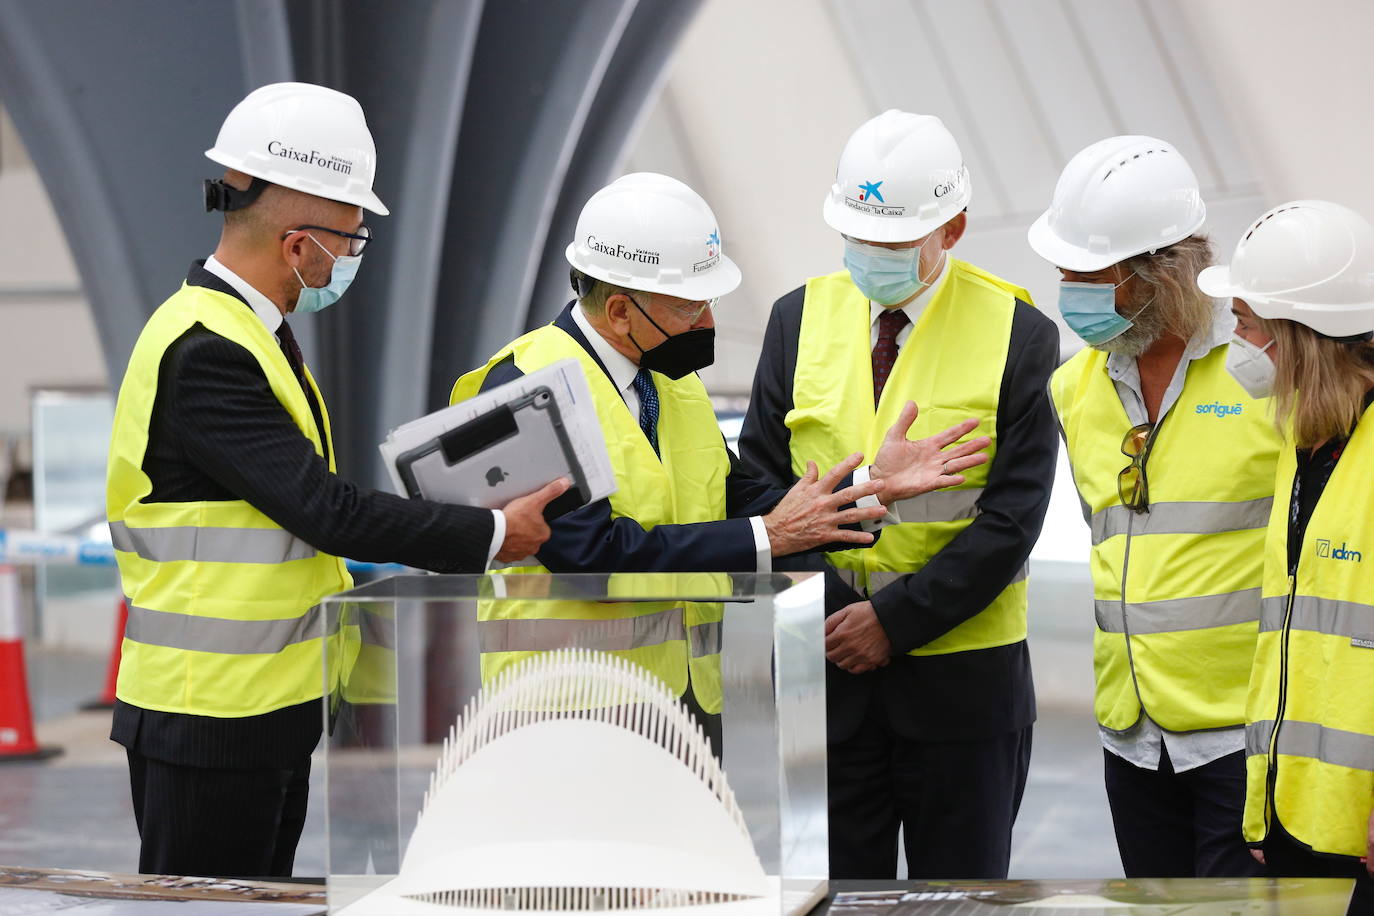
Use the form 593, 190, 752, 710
871, 401, 990, 502
762, 452, 888, 557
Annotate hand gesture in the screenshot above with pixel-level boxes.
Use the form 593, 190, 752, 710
762, 452, 888, 557
871, 401, 990, 502
496, 478, 570, 563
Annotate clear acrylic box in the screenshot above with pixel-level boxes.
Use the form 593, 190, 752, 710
322, 571, 828, 915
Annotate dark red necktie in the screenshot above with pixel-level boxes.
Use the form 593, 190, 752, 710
871, 308, 910, 406
276, 320, 306, 383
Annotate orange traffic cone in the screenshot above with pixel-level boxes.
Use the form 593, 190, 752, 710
82, 598, 127, 711
0, 564, 62, 762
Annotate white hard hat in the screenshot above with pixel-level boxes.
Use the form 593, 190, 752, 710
822, 110, 971, 243
1028, 136, 1205, 272
206, 81, 389, 215
1198, 200, 1374, 338
565, 172, 742, 301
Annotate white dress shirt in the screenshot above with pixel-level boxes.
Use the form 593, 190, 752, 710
204, 255, 506, 568
571, 303, 771, 572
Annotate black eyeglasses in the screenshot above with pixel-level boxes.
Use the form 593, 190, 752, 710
284, 224, 372, 257
1118, 422, 1156, 513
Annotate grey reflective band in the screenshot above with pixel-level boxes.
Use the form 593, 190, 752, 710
689, 620, 721, 658
1247, 718, 1374, 772
110, 520, 318, 564
890, 487, 983, 524
866, 563, 1027, 595
1259, 594, 1374, 640
1091, 497, 1273, 545
1095, 588, 1261, 635
478, 605, 687, 654
124, 602, 324, 655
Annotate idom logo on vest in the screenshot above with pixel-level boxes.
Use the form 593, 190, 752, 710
1316, 538, 1363, 562
1195, 402, 1244, 417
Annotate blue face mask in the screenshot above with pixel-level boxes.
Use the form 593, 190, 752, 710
293, 234, 361, 314
843, 236, 943, 306
1058, 272, 1139, 346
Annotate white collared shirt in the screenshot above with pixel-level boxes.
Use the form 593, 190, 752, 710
571, 302, 771, 572
203, 254, 506, 568
203, 255, 284, 333
868, 253, 950, 349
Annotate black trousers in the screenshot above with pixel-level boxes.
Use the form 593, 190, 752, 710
1103, 746, 1263, 878
827, 708, 1032, 880
1263, 818, 1374, 914
126, 748, 312, 878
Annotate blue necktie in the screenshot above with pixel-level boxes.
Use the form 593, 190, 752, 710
632, 369, 660, 456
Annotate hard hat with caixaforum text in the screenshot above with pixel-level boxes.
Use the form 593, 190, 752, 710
565, 172, 741, 301
206, 81, 389, 215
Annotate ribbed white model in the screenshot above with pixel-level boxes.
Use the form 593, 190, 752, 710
337, 649, 803, 916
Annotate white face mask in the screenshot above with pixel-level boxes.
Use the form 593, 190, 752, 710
1225, 335, 1276, 399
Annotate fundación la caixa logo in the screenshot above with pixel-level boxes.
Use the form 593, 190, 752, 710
1317, 538, 1363, 562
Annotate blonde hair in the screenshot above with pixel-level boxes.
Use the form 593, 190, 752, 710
1121, 235, 1217, 343
1262, 317, 1374, 447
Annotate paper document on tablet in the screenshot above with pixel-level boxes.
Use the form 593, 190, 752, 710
379, 358, 616, 510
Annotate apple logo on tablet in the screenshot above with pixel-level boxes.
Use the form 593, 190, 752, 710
486, 466, 509, 487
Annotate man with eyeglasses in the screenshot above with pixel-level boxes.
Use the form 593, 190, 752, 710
105, 82, 566, 878
1033, 136, 1282, 878
451, 172, 992, 751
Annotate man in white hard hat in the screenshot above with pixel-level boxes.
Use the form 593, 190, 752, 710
106, 82, 565, 878
1035, 136, 1280, 878
740, 110, 1059, 879
452, 172, 992, 749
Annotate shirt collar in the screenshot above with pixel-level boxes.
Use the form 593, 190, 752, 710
571, 302, 640, 397
868, 253, 950, 329
203, 255, 284, 333
1106, 297, 1237, 379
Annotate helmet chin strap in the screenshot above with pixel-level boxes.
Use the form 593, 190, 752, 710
204, 176, 269, 212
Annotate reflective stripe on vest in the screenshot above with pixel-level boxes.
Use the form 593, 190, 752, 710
106, 282, 351, 717
109, 520, 318, 564
1094, 588, 1262, 635
1259, 594, 1374, 639
124, 602, 329, 654
1090, 497, 1274, 545
450, 321, 729, 711
788, 261, 1031, 656
1050, 343, 1281, 733
1245, 402, 1374, 856
478, 605, 687, 654
1247, 719, 1374, 773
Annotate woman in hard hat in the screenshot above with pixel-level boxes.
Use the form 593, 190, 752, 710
1200, 200, 1374, 901
1035, 136, 1281, 879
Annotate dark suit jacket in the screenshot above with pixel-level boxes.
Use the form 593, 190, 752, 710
478, 304, 785, 572
113, 262, 496, 768
740, 283, 1060, 743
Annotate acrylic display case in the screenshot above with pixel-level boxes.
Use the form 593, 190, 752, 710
322, 571, 828, 915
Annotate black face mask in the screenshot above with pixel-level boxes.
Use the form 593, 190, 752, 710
626, 295, 715, 380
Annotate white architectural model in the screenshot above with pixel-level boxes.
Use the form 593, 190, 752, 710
339, 649, 786, 915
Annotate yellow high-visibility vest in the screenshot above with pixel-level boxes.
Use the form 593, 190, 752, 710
106, 283, 351, 717
1051, 344, 1281, 732
787, 259, 1031, 654
1244, 401, 1374, 857
450, 322, 729, 712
